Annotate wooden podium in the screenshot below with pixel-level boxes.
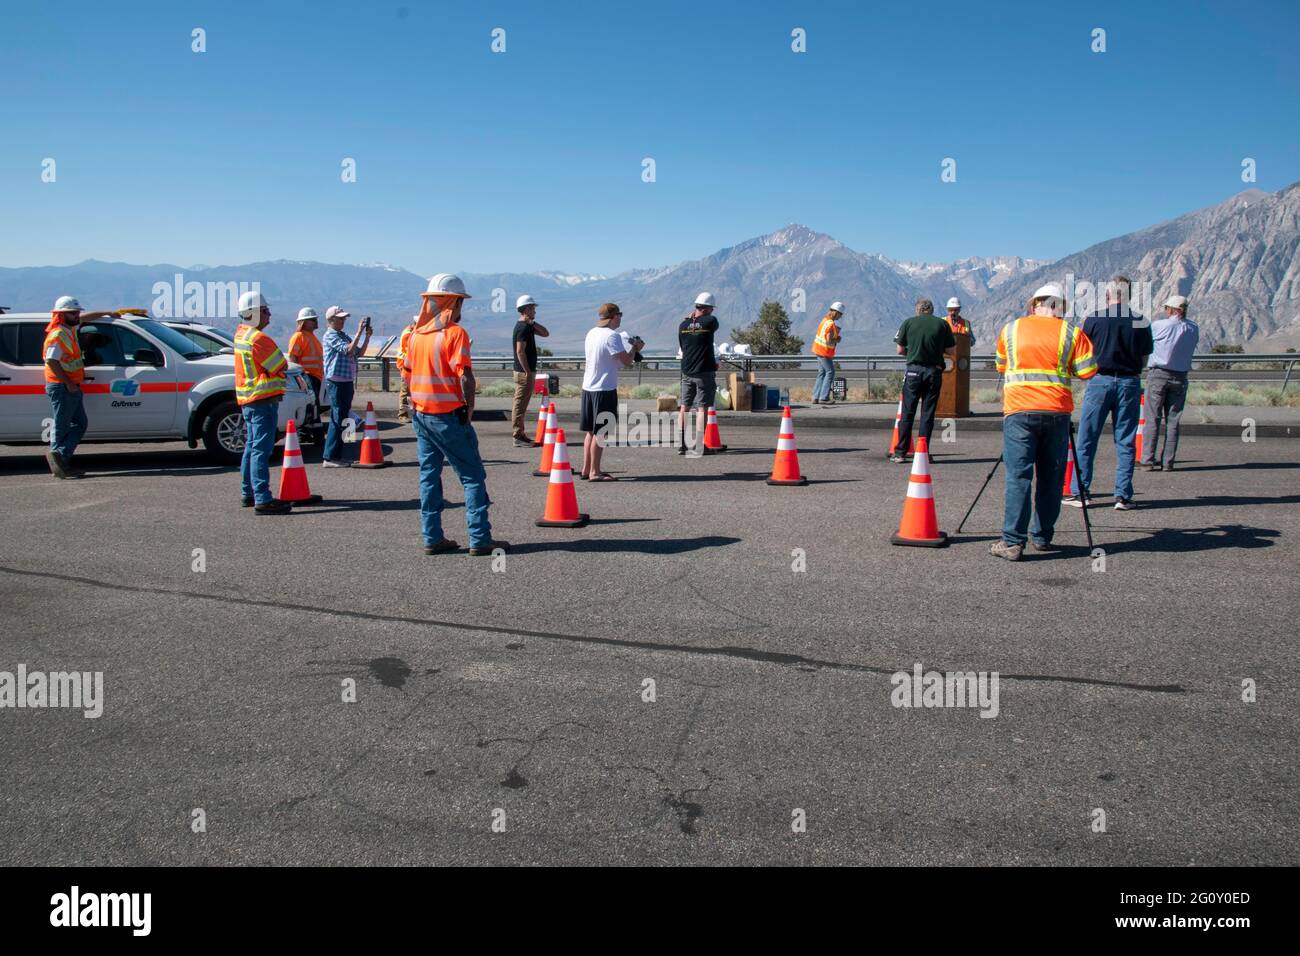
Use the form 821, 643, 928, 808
937, 332, 971, 418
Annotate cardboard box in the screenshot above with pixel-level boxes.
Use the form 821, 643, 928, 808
728, 372, 752, 411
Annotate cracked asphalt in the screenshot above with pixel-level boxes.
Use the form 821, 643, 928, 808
0, 414, 1296, 865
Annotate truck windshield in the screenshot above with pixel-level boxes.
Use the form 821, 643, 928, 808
129, 318, 212, 359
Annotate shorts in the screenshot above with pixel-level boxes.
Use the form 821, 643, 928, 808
679, 372, 717, 409
580, 388, 619, 434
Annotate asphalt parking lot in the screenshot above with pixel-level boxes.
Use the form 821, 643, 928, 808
1, 411, 1296, 865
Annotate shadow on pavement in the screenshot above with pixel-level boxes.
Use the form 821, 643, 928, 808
1107, 524, 1280, 554
1136, 494, 1300, 510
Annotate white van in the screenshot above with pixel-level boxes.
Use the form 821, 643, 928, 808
0, 312, 317, 464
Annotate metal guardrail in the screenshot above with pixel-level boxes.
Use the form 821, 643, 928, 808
358, 353, 1299, 392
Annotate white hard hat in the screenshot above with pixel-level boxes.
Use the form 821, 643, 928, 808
296, 307, 318, 323
829, 301, 845, 314
946, 297, 962, 309
423, 273, 471, 298
52, 296, 82, 313
694, 292, 715, 308
717, 342, 732, 355
237, 290, 268, 317
1164, 295, 1189, 309
1031, 283, 1066, 304
516, 294, 537, 310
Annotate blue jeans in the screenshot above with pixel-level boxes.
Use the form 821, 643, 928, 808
412, 410, 493, 548
324, 379, 355, 462
1002, 412, 1070, 548
240, 400, 279, 505
813, 356, 835, 401
1073, 374, 1140, 499
45, 383, 88, 460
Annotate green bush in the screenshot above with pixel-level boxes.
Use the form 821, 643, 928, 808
477, 379, 516, 397
630, 384, 657, 399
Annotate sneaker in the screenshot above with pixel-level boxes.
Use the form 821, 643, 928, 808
677, 445, 687, 456
322, 459, 350, 468
254, 500, 293, 515
1062, 494, 1091, 508
1162, 463, 1174, 472
240, 497, 254, 508
811, 399, 821, 405
989, 540, 1023, 562
1140, 462, 1161, 471
423, 538, 460, 555
468, 539, 510, 557
1029, 538, 1059, 552
823, 399, 836, 406
512, 437, 533, 447
888, 454, 907, 463
1114, 497, 1137, 511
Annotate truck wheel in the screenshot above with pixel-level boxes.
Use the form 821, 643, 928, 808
202, 400, 244, 465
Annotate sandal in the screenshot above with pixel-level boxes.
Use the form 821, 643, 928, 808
590, 473, 617, 482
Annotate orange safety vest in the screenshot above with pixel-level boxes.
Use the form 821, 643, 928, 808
42, 320, 85, 385
397, 324, 415, 383
287, 329, 323, 377
947, 315, 971, 336
811, 315, 840, 358
996, 314, 1098, 415
233, 324, 287, 405
405, 322, 471, 414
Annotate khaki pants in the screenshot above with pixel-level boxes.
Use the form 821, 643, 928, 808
511, 372, 534, 439
398, 377, 411, 419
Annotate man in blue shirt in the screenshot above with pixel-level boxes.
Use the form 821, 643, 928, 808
321, 305, 372, 467
1068, 277, 1153, 511
1141, 295, 1200, 471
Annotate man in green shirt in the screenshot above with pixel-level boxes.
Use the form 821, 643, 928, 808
890, 298, 956, 462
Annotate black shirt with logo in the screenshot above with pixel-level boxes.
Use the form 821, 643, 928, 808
678, 314, 719, 376
512, 320, 538, 373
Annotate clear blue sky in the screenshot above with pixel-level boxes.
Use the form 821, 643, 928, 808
2, 0, 1297, 275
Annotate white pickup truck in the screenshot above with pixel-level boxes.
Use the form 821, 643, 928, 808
0, 312, 318, 464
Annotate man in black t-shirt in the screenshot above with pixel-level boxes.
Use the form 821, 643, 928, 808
511, 294, 550, 446
677, 292, 720, 455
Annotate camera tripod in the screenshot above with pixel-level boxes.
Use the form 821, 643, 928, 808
954, 420, 1094, 551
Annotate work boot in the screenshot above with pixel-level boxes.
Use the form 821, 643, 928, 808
241, 497, 255, 508
468, 539, 510, 556
989, 540, 1023, 562
1029, 538, 1059, 552
254, 500, 293, 515
47, 451, 82, 479
424, 538, 460, 555
512, 436, 533, 447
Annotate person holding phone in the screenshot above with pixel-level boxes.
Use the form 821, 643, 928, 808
321, 305, 371, 467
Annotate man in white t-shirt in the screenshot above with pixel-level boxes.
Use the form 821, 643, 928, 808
580, 302, 643, 480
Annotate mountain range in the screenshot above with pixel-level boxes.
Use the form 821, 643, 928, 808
3, 182, 1297, 353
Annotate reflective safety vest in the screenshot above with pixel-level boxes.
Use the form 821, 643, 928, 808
996, 314, 1097, 415
397, 324, 415, 383
947, 315, 971, 335
42, 321, 85, 385
233, 324, 287, 405
287, 329, 323, 377
812, 315, 839, 358
405, 322, 471, 414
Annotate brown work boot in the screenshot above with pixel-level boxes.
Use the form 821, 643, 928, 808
468, 539, 510, 556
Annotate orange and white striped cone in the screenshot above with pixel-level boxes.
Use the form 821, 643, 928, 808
890, 437, 948, 547
532, 400, 549, 445
353, 402, 390, 469
887, 394, 915, 457
766, 406, 807, 486
703, 406, 727, 452
1136, 394, 1145, 462
277, 419, 322, 504
533, 404, 559, 476
1062, 457, 1075, 497
535, 428, 589, 528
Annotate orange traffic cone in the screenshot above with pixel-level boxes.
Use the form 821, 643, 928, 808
277, 419, 322, 504
766, 406, 807, 486
535, 428, 589, 528
1062, 457, 1074, 497
890, 437, 948, 547
1136, 394, 1145, 461
533, 404, 559, 476
353, 402, 390, 469
703, 406, 727, 451
532, 400, 549, 445
887, 393, 915, 457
